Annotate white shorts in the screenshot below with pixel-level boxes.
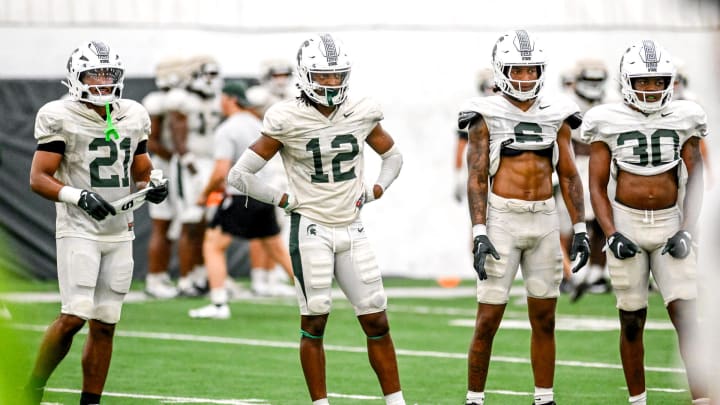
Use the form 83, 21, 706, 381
56, 237, 134, 324
169, 155, 213, 224
608, 201, 697, 311
289, 213, 387, 316
148, 156, 174, 221
479, 193, 563, 304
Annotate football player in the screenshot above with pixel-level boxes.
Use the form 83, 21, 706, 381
458, 30, 588, 405
188, 82, 295, 320
141, 56, 188, 299
585, 40, 709, 405
227, 33, 406, 405
165, 54, 223, 296
25, 40, 168, 404
556, 58, 612, 301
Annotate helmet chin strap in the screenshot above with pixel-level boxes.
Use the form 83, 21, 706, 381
104, 102, 120, 142
325, 89, 339, 107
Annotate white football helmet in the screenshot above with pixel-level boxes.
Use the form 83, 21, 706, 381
491, 30, 546, 101
63, 40, 124, 105
154, 56, 188, 90
619, 40, 675, 113
296, 33, 351, 107
188, 55, 222, 97
260, 58, 295, 99
574, 58, 608, 102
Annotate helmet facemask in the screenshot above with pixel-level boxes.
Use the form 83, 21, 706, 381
188, 57, 222, 97
574, 62, 608, 101
63, 41, 125, 106
619, 40, 675, 113
492, 30, 546, 102
296, 33, 352, 107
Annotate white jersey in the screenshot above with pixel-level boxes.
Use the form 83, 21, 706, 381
34, 99, 150, 241
581, 100, 707, 177
141, 90, 174, 154
459, 94, 580, 176
165, 88, 221, 158
262, 96, 383, 225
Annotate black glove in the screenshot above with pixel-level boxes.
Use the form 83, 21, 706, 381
78, 190, 116, 221
569, 232, 590, 273
661, 230, 692, 259
146, 181, 169, 204
607, 232, 639, 260
472, 235, 500, 281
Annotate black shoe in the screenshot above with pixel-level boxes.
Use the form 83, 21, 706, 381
570, 281, 589, 303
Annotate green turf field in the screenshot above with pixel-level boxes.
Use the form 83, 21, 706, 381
0, 277, 693, 404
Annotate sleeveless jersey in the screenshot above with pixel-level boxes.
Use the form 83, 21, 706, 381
459, 94, 580, 176
262, 96, 383, 226
581, 100, 707, 177
34, 99, 150, 241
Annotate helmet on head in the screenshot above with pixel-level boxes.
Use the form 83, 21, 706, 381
573, 58, 608, 102
260, 58, 294, 98
188, 55, 222, 97
63, 40, 124, 105
491, 30, 546, 101
154, 56, 188, 90
619, 40, 675, 113
296, 33, 351, 107
476, 67, 495, 96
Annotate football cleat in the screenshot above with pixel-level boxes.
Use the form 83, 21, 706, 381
188, 303, 230, 320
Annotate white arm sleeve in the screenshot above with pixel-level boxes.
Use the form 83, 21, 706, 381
227, 149, 285, 206
375, 145, 403, 191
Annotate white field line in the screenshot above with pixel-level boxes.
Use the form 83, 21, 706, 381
13, 324, 685, 374
45, 387, 269, 404
328, 392, 382, 400
616, 386, 687, 393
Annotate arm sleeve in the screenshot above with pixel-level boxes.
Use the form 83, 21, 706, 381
375, 145, 403, 191
227, 149, 285, 206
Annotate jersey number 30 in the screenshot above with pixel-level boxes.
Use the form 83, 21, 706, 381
306, 135, 359, 183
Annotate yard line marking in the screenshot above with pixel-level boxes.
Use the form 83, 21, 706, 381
328, 392, 382, 400
449, 317, 674, 331
14, 324, 685, 374
486, 389, 532, 396
616, 386, 687, 393
45, 387, 269, 404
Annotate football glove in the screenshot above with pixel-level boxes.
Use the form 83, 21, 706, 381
569, 231, 590, 273
145, 181, 168, 204
472, 235, 500, 281
607, 232, 639, 260
78, 190, 116, 221
661, 230, 692, 259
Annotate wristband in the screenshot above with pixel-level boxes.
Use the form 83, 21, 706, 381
472, 224, 487, 238
572, 222, 587, 234
58, 186, 83, 205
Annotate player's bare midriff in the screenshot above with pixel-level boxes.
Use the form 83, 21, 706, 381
493, 152, 554, 201
615, 169, 678, 210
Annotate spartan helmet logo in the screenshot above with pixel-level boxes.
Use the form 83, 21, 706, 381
306, 224, 317, 236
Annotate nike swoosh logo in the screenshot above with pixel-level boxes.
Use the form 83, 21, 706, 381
539, 104, 551, 110
343, 111, 354, 118
357, 227, 364, 233
661, 112, 673, 117
116, 115, 127, 122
